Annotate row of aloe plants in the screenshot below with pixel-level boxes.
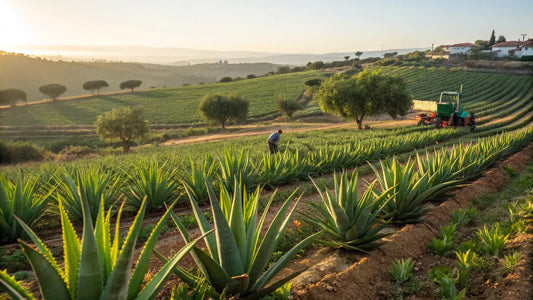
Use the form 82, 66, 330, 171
303, 125, 533, 251
0, 179, 319, 299
0, 127, 461, 243
1, 126, 532, 298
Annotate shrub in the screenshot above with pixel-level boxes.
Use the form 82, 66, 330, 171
0, 140, 45, 164
218, 76, 232, 83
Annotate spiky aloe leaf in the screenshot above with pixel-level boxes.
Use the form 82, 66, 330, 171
19, 241, 70, 300
153, 250, 198, 287
247, 191, 301, 286
58, 199, 81, 299
14, 216, 63, 278
136, 231, 213, 300
251, 231, 321, 292
76, 186, 103, 300
0, 269, 35, 300
207, 182, 244, 277
186, 185, 218, 260
226, 182, 248, 271
242, 270, 302, 300
100, 196, 148, 300
126, 200, 176, 299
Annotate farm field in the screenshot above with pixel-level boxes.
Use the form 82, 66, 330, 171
1, 66, 533, 299
0, 70, 322, 127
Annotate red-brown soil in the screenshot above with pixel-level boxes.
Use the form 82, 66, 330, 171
291, 143, 533, 299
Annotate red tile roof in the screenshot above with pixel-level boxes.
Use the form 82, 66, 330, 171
491, 41, 522, 48
522, 39, 533, 47
451, 43, 474, 47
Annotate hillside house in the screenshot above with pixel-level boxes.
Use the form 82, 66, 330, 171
449, 43, 475, 55
490, 41, 523, 57
426, 43, 473, 59
514, 39, 533, 58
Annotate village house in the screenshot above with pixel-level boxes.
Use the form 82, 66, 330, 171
425, 43, 474, 59
490, 41, 523, 57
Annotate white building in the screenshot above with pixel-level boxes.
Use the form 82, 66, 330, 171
449, 43, 475, 55
515, 40, 533, 58
490, 41, 523, 57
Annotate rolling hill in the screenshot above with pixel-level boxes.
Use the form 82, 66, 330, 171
0, 70, 321, 127
0, 54, 281, 101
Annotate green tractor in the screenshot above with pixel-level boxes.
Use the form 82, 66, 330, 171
433, 85, 476, 131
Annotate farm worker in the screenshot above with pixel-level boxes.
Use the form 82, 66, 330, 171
267, 129, 283, 154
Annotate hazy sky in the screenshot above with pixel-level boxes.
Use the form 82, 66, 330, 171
1, 0, 532, 54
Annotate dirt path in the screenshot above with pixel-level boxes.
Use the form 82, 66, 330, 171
161, 116, 418, 147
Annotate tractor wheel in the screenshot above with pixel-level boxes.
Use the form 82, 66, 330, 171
418, 120, 425, 126
434, 117, 442, 129
470, 114, 476, 132
457, 118, 464, 127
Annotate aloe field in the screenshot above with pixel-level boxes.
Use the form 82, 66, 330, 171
1, 66, 533, 299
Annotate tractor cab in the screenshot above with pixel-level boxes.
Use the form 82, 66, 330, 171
437, 91, 469, 120
433, 85, 476, 131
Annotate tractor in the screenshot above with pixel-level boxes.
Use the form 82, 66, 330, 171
417, 85, 475, 131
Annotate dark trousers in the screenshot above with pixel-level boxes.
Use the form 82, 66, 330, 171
268, 142, 278, 154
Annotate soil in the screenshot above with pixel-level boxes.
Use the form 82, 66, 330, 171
291, 143, 533, 299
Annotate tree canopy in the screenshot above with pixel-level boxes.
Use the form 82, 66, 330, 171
39, 83, 67, 100
83, 80, 109, 94
119, 80, 142, 92
94, 106, 149, 153
0, 89, 27, 107
355, 51, 363, 59
489, 29, 496, 46
496, 35, 506, 43
198, 94, 249, 129
314, 69, 412, 129
277, 98, 303, 119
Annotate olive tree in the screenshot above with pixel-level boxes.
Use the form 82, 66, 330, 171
0, 89, 26, 107
315, 69, 411, 129
198, 94, 248, 129
83, 80, 109, 94
277, 98, 303, 119
95, 106, 149, 153
119, 80, 142, 92
39, 83, 67, 100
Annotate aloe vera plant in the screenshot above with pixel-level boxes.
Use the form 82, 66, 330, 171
477, 223, 509, 256
0, 192, 205, 300
217, 149, 259, 192
370, 157, 459, 224
126, 160, 180, 211
259, 149, 314, 188
181, 155, 217, 203
0, 173, 51, 242
50, 166, 122, 222
166, 179, 320, 298
389, 258, 415, 284
305, 170, 391, 251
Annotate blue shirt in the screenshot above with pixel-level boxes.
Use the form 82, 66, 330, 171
268, 132, 280, 143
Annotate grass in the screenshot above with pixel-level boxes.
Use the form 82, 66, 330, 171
0, 71, 321, 126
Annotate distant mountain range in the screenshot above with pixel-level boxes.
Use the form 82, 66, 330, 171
7, 45, 429, 65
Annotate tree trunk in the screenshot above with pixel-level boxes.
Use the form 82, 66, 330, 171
122, 141, 130, 153
221, 121, 225, 129
356, 119, 363, 130
131, 88, 134, 93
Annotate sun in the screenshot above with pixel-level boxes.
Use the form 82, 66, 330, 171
0, 1, 32, 50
